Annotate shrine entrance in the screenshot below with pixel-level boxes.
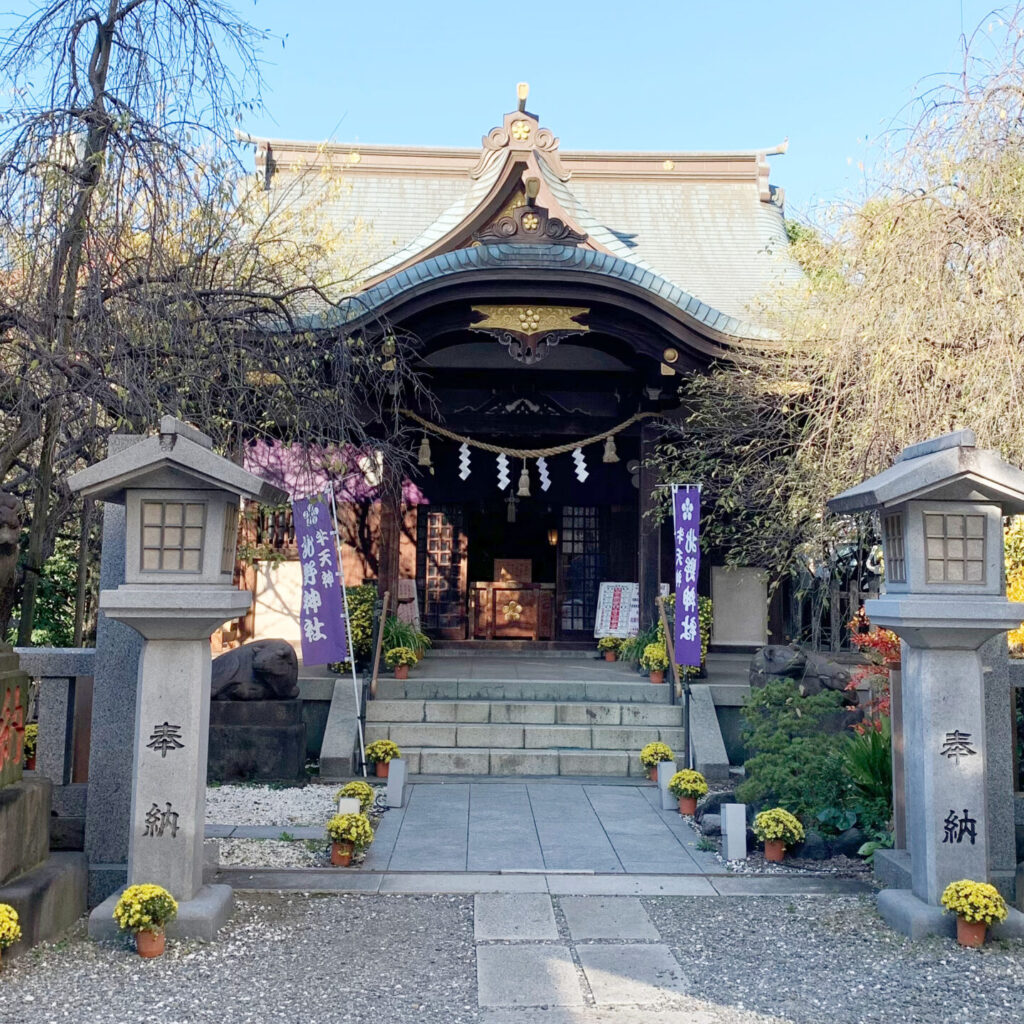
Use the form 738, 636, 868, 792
415, 495, 637, 643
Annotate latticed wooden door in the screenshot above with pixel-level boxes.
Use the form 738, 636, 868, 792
558, 505, 605, 636
416, 504, 467, 638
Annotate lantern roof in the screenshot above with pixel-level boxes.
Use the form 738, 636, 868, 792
828, 430, 1024, 516
67, 417, 288, 506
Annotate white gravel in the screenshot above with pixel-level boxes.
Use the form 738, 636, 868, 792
204, 782, 350, 826
218, 838, 329, 868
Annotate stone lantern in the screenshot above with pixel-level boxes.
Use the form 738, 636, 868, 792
68, 417, 286, 936
829, 429, 1024, 936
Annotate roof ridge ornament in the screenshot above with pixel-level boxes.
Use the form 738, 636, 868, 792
469, 83, 570, 181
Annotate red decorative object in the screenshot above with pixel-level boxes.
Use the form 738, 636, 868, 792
764, 839, 785, 862
331, 840, 355, 867
956, 917, 987, 948
135, 930, 166, 958
678, 796, 697, 815
375, 761, 390, 778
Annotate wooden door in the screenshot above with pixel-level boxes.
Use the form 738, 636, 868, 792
416, 504, 467, 638
557, 505, 606, 637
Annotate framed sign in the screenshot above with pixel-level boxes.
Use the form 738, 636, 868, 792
594, 582, 640, 638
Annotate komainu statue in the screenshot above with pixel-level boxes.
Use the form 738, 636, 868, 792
749, 643, 855, 702
211, 639, 299, 700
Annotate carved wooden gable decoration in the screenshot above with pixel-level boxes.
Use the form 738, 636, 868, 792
362, 85, 598, 288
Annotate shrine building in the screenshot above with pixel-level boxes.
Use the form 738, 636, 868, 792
245, 86, 799, 647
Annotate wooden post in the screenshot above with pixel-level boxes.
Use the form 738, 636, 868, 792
378, 469, 402, 607
638, 424, 660, 628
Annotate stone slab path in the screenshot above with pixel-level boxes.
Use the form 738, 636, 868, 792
475, 893, 694, 1020
359, 781, 725, 874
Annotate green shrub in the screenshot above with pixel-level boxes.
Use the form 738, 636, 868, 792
843, 720, 893, 808
382, 615, 430, 658
735, 680, 849, 818
345, 584, 378, 661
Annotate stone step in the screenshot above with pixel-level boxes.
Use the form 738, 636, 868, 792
364, 720, 685, 752
392, 747, 651, 777
375, 678, 672, 703
365, 699, 684, 727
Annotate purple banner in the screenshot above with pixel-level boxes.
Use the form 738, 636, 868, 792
672, 485, 701, 668
293, 494, 349, 666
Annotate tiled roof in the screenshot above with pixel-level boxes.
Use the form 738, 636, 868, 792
302, 243, 777, 343
254, 117, 801, 341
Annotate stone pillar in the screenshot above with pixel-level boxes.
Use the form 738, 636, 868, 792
128, 638, 212, 900
903, 646, 989, 905
637, 425, 660, 629
981, 635, 1018, 899
84, 437, 144, 905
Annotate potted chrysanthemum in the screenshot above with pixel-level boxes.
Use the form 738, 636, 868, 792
326, 812, 375, 866
22, 724, 38, 771
639, 642, 669, 684
597, 637, 621, 662
364, 739, 401, 778
668, 769, 708, 815
384, 646, 418, 679
941, 879, 1008, 947
335, 780, 376, 813
752, 808, 804, 862
639, 741, 674, 782
0, 904, 21, 966
113, 884, 178, 958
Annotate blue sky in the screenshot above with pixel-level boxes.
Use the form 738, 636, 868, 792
240, 0, 1003, 219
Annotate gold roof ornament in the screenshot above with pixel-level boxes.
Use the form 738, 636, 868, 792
470, 305, 589, 365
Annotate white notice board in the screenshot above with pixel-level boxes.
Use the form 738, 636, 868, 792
594, 582, 640, 638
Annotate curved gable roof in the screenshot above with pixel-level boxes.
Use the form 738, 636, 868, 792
246, 92, 801, 341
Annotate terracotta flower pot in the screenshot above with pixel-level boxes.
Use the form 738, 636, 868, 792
956, 917, 987, 948
678, 795, 697, 815
24, 755, 36, 771
764, 839, 785, 862
394, 665, 409, 679
647, 766, 660, 782
375, 761, 390, 778
604, 651, 617, 662
649, 670, 665, 684
330, 840, 355, 867
135, 929, 166, 958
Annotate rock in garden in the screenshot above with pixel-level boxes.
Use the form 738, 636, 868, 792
794, 829, 828, 860
700, 813, 722, 836
828, 827, 866, 858
695, 790, 736, 822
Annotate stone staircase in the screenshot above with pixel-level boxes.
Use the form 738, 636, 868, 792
366, 653, 685, 777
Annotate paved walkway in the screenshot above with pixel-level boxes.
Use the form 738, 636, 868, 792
364, 781, 723, 874
474, 892, 689, 1019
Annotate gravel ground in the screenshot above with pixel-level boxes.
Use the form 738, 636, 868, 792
204, 783, 365, 826
0, 894, 479, 1024
217, 838, 329, 868
645, 894, 1024, 1024
3, 893, 1021, 1022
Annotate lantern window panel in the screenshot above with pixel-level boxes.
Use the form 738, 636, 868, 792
923, 512, 986, 585
140, 500, 207, 573
882, 514, 906, 583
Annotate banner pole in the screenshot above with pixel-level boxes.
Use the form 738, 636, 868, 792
328, 487, 366, 778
